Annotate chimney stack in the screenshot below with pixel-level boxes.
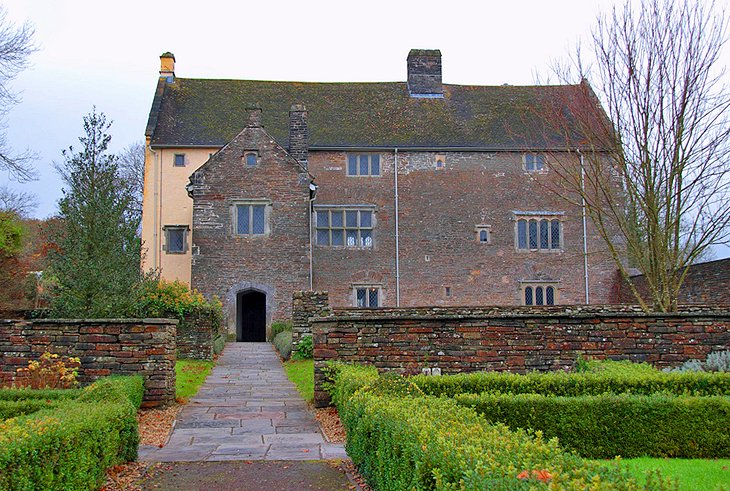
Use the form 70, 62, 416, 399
246, 105, 263, 127
407, 49, 443, 97
289, 103, 308, 169
160, 52, 175, 81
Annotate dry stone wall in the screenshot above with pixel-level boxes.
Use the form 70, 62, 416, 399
0, 319, 177, 407
312, 305, 730, 406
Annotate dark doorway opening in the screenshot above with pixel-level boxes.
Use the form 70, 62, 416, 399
236, 290, 266, 342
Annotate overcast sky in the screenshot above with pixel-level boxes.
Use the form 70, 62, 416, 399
1, 0, 728, 259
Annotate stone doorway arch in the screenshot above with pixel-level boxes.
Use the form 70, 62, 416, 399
226, 281, 276, 341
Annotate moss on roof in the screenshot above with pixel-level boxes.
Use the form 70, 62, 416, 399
148, 78, 590, 149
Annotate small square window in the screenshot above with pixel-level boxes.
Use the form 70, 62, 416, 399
174, 154, 186, 167
163, 226, 188, 253
524, 153, 546, 171
475, 224, 491, 244
244, 152, 258, 167
354, 286, 381, 307
435, 154, 446, 171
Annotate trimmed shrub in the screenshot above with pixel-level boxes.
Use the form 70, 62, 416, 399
273, 331, 293, 360
0, 376, 143, 490
0, 388, 81, 401
575, 357, 658, 376
0, 399, 62, 420
270, 321, 292, 339
455, 392, 730, 459
325, 363, 378, 407
77, 375, 144, 409
338, 390, 671, 490
412, 369, 730, 397
292, 334, 313, 360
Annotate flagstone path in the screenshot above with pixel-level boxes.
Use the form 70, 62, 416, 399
139, 343, 347, 462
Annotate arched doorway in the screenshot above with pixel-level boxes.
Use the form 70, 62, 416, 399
236, 290, 266, 342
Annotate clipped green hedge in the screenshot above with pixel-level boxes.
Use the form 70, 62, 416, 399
455, 392, 730, 459
0, 388, 82, 401
0, 399, 63, 420
76, 375, 144, 409
0, 376, 144, 491
413, 370, 730, 397
340, 393, 670, 490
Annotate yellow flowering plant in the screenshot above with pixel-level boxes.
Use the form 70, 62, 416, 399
13, 352, 80, 389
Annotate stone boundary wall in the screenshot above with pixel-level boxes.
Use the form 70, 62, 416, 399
292, 291, 330, 348
312, 305, 730, 407
177, 310, 224, 360
0, 319, 177, 407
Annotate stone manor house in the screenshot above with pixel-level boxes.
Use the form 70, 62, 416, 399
141, 50, 620, 342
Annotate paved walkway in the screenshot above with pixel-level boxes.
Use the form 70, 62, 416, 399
139, 343, 347, 462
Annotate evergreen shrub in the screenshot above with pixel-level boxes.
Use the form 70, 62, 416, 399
455, 392, 730, 459
333, 365, 672, 490
412, 369, 730, 398
0, 376, 143, 491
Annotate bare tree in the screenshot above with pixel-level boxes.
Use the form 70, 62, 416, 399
0, 184, 37, 217
545, 0, 730, 312
0, 6, 36, 182
117, 141, 145, 221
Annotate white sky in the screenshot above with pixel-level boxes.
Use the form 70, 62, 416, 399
1, 0, 728, 259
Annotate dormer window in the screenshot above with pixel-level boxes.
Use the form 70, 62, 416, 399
524, 153, 546, 172
244, 152, 258, 167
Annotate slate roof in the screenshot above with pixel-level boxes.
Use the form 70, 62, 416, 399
146, 78, 599, 150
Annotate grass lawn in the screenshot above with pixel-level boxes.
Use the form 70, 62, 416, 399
175, 360, 214, 402
615, 458, 730, 490
284, 359, 313, 403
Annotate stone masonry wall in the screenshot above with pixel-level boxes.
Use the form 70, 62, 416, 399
308, 150, 621, 309
292, 291, 330, 349
177, 310, 224, 360
0, 319, 177, 407
312, 306, 730, 407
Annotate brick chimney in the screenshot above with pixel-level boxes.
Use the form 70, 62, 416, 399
288, 103, 308, 169
246, 105, 263, 127
160, 52, 175, 81
407, 49, 443, 97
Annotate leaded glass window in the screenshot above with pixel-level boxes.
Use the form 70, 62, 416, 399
523, 283, 557, 305
516, 217, 562, 251
235, 204, 267, 236
346, 154, 381, 176
316, 208, 374, 248
164, 227, 187, 253
355, 287, 380, 307
524, 153, 546, 171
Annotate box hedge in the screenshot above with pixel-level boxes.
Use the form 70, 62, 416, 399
0, 388, 81, 401
333, 365, 672, 490
412, 370, 730, 397
454, 392, 730, 459
0, 375, 144, 491
0, 399, 63, 420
